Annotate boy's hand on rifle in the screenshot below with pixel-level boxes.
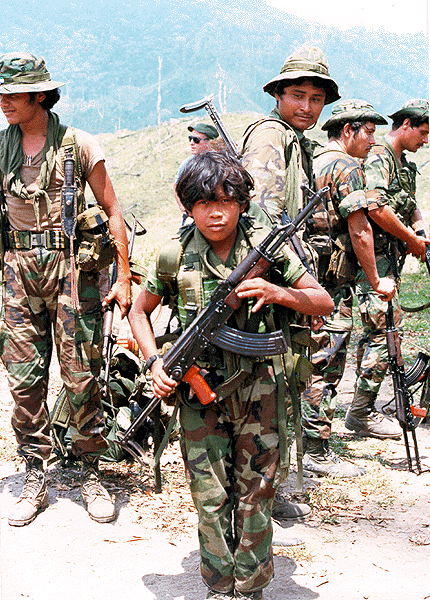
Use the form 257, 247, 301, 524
150, 358, 179, 398
373, 277, 396, 302
235, 278, 282, 313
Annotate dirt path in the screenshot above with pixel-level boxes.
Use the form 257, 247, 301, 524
1, 354, 430, 600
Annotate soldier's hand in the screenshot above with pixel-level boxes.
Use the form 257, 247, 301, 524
405, 234, 430, 261
373, 277, 396, 302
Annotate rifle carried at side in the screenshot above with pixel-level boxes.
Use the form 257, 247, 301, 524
99, 216, 146, 400
117, 184, 328, 460
385, 300, 429, 473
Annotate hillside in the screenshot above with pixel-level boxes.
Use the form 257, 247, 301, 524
95, 112, 430, 268
1, 0, 427, 134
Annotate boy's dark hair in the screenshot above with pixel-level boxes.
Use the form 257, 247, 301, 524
29, 88, 61, 110
176, 151, 254, 212
327, 120, 365, 140
275, 76, 328, 98
391, 115, 429, 130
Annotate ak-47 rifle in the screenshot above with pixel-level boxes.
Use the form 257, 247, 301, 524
99, 216, 146, 400
116, 184, 328, 461
385, 300, 429, 473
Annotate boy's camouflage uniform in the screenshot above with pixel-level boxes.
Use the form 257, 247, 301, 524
354, 136, 417, 397
146, 219, 305, 594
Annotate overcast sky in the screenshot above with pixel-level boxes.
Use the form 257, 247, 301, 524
267, 0, 428, 34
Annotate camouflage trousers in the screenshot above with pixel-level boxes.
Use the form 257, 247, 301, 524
179, 361, 287, 594
302, 286, 354, 439
2, 248, 108, 461
355, 254, 401, 395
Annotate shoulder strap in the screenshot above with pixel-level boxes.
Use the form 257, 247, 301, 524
241, 117, 299, 153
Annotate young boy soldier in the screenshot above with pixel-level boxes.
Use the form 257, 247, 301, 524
0, 52, 131, 525
347, 99, 430, 437
128, 151, 334, 600
303, 100, 400, 476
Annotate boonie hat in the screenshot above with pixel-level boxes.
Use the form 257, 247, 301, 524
187, 122, 219, 139
321, 99, 387, 131
388, 99, 429, 121
263, 45, 340, 105
0, 52, 65, 94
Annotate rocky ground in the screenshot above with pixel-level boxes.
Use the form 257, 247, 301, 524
1, 351, 430, 600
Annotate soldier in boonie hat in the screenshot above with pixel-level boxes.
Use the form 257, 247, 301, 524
1, 51, 131, 528
187, 122, 219, 140
321, 99, 387, 131
263, 44, 340, 105
388, 98, 429, 122
0, 52, 65, 93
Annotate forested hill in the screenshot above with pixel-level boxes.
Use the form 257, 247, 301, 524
1, 0, 427, 134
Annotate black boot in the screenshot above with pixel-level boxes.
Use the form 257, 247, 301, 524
81, 456, 115, 523
8, 456, 48, 526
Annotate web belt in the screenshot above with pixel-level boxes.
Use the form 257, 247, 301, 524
7, 230, 69, 250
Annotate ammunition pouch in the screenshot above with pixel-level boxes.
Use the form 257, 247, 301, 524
325, 233, 357, 287
76, 205, 116, 272
306, 233, 332, 281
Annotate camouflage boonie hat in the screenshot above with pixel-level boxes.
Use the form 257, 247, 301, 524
187, 122, 219, 139
263, 45, 340, 105
0, 52, 65, 93
388, 99, 429, 121
321, 99, 387, 131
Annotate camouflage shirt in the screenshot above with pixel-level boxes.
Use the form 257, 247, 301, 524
311, 143, 384, 285
240, 107, 316, 223
312, 143, 382, 239
364, 135, 418, 228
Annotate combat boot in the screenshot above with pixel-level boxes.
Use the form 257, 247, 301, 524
271, 486, 311, 521
81, 456, 115, 523
303, 437, 366, 478
8, 456, 48, 526
345, 388, 402, 439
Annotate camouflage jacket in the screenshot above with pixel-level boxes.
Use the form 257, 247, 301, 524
240, 107, 317, 223
311, 144, 383, 285
364, 135, 418, 229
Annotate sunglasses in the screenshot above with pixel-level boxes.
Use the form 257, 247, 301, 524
188, 135, 209, 144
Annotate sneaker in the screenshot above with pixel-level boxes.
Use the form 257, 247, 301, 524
8, 457, 48, 527
303, 438, 366, 478
81, 456, 115, 523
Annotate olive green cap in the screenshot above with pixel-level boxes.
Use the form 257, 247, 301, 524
263, 45, 340, 105
388, 99, 429, 121
187, 122, 219, 139
0, 52, 65, 94
321, 99, 387, 131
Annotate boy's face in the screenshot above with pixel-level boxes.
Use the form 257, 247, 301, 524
274, 80, 326, 132
187, 187, 245, 249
